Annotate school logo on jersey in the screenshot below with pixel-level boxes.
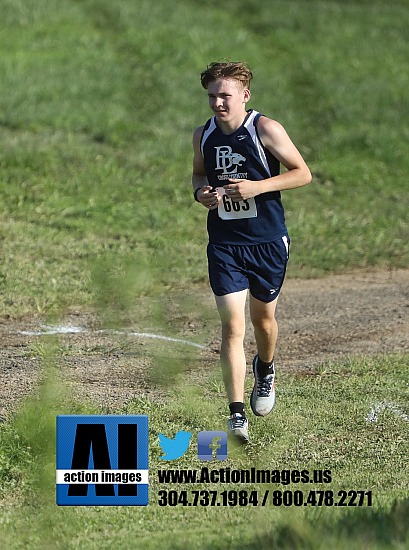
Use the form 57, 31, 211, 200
214, 146, 248, 180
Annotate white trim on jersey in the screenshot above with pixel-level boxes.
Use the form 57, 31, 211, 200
244, 111, 272, 177
200, 117, 217, 157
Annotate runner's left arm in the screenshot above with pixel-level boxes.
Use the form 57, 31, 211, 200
224, 117, 312, 201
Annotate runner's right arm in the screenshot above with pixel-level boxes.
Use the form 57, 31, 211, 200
192, 126, 220, 210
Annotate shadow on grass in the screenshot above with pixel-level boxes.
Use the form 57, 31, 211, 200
243, 499, 409, 550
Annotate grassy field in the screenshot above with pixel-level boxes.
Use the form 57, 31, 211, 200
0, 0, 408, 548
0, 353, 408, 549
1, 0, 408, 316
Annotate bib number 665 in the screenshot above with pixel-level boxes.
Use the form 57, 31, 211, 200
222, 194, 250, 213
217, 187, 258, 220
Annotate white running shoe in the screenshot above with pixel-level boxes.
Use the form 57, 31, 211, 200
227, 413, 249, 444
250, 355, 276, 416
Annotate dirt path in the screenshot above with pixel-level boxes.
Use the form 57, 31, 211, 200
1, 268, 408, 418
265, 268, 408, 369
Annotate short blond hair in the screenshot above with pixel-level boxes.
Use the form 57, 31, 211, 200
200, 61, 253, 90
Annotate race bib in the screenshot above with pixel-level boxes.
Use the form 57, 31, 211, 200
217, 187, 258, 220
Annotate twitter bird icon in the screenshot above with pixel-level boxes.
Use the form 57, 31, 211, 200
158, 431, 192, 460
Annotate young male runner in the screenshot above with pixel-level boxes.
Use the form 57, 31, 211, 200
192, 61, 312, 443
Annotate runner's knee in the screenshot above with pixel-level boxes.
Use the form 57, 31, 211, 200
252, 315, 277, 335
221, 318, 245, 340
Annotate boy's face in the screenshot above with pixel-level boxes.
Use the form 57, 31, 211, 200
207, 78, 250, 125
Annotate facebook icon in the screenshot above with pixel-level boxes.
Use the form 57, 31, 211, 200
197, 431, 227, 460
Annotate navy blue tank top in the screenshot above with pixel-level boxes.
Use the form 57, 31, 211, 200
200, 110, 288, 245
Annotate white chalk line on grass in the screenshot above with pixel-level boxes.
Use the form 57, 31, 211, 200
21, 326, 86, 336
19, 325, 206, 350
103, 330, 206, 349
366, 401, 409, 423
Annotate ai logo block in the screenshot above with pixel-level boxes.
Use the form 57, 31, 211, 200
197, 431, 227, 460
56, 415, 148, 506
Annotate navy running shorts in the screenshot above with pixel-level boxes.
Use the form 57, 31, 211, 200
207, 235, 290, 303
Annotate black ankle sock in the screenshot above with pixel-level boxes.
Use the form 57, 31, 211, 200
229, 402, 246, 418
256, 357, 274, 377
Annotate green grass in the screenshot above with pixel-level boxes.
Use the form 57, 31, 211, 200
0, 0, 409, 548
0, 0, 408, 315
0, 353, 408, 549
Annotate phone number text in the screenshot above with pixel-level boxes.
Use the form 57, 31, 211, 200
158, 489, 373, 507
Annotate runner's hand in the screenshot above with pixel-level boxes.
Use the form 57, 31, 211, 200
197, 186, 220, 210
225, 179, 261, 201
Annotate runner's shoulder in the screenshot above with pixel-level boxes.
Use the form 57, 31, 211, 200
257, 117, 289, 147
193, 124, 206, 140
257, 116, 286, 134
